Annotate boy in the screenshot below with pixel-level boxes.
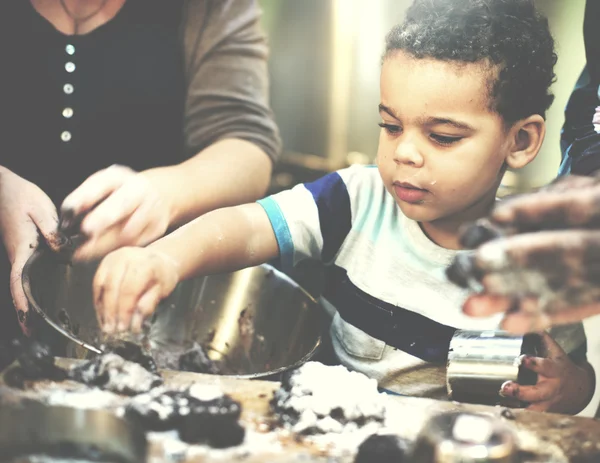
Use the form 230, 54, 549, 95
92, 0, 594, 414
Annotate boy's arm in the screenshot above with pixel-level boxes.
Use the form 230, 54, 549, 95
94, 203, 279, 334
152, 203, 279, 280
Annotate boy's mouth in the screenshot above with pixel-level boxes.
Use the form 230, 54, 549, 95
393, 181, 429, 204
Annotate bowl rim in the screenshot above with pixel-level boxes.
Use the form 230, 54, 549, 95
22, 247, 102, 354
22, 247, 324, 378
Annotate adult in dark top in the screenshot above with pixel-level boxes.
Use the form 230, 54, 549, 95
0, 0, 281, 341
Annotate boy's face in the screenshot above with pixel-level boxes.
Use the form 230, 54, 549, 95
377, 51, 510, 225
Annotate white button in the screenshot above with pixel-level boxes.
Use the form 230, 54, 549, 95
62, 108, 73, 118
65, 62, 76, 73
63, 83, 74, 94
66, 44, 75, 55
61, 131, 72, 142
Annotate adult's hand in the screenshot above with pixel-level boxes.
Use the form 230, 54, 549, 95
0, 168, 63, 335
448, 173, 600, 333
61, 165, 172, 262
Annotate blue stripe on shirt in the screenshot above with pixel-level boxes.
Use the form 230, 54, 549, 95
304, 172, 352, 263
257, 197, 294, 269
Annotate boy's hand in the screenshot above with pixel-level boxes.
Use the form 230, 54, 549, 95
498, 333, 594, 415
93, 247, 180, 334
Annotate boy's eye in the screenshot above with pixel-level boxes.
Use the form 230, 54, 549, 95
430, 133, 462, 146
378, 122, 401, 135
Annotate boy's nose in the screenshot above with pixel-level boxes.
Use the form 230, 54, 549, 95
393, 139, 424, 167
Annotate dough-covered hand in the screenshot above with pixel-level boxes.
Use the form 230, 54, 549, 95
61, 165, 171, 261
448, 174, 600, 332
0, 169, 63, 334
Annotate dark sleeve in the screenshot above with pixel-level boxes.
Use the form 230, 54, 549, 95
549, 323, 588, 365
181, 0, 281, 163
568, 340, 588, 366
584, 0, 600, 84
559, 0, 600, 177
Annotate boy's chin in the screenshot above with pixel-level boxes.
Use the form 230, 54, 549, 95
395, 201, 443, 223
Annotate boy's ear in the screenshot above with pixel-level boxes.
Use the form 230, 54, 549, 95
505, 115, 545, 169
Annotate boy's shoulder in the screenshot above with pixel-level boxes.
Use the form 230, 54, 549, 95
302, 164, 384, 207
334, 164, 385, 198
336, 163, 380, 182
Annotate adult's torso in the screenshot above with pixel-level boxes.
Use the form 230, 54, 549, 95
0, 0, 186, 205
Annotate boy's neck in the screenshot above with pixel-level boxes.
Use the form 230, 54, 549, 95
419, 194, 497, 250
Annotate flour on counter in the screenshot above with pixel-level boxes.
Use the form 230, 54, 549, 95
273, 361, 386, 435
148, 426, 284, 463
46, 387, 124, 410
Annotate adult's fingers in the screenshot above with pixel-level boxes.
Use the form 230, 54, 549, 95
9, 242, 38, 336
119, 193, 167, 244
61, 165, 134, 220
465, 231, 600, 301
73, 213, 163, 262
462, 294, 513, 317
473, 230, 600, 274
74, 222, 128, 261
29, 202, 61, 251
80, 176, 148, 236
463, 292, 600, 332
500, 310, 550, 334
491, 181, 600, 230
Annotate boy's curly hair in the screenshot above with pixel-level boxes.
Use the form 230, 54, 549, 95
386, 0, 557, 124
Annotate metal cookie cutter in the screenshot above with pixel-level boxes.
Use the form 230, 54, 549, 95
447, 329, 542, 407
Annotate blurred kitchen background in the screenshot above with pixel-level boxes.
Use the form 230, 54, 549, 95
259, 0, 587, 196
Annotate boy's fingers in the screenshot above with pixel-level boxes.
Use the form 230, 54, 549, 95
130, 286, 162, 333
521, 356, 560, 378
115, 266, 155, 333
94, 257, 128, 334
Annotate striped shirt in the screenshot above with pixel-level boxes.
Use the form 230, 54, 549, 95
258, 165, 586, 394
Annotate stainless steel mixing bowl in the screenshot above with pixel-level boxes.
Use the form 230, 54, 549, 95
22, 249, 324, 379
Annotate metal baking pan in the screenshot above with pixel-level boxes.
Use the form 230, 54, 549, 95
0, 400, 147, 462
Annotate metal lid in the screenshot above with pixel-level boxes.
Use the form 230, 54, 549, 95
412, 411, 518, 463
